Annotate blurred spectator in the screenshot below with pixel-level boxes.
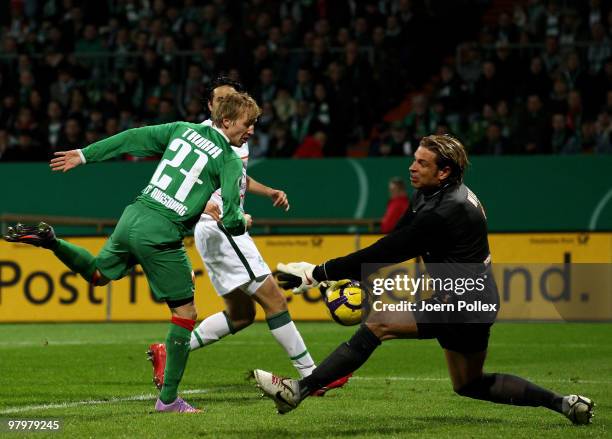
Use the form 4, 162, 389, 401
254, 67, 277, 104
0, 95, 18, 129
457, 43, 483, 92
473, 61, 507, 109
155, 99, 178, 124
294, 130, 326, 158
43, 100, 64, 151
0, 129, 8, 160
49, 69, 75, 108
594, 111, 612, 153
249, 131, 270, 159
558, 10, 580, 48
434, 65, 465, 121
566, 90, 583, 132
544, 1, 561, 38
273, 88, 296, 123
494, 12, 519, 43
312, 83, 331, 129
469, 104, 497, 147
293, 67, 313, 101
592, 58, 612, 111
258, 101, 276, 133
290, 100, 315, 144
184, 98, 205, 123
370, 121, 412, 157
118, 66, 145, 113
380, 177, 409, 233
495, 100, 513, 140
267, 122, 295, 158
549, 78, 569, 114
403, 95, 437, 146
59, 117, 84, 150
579, 120, 598, 153
18, 69, 36, 106
587, 22, 611, 75
474, 122, 509, 155
67, 88, 88, 122
522, 56, 552, 100
513, 94, 550, 153
559, 51, 588, 94
526, 0, 546, 38
540, 36, 561, 75
550, 112, 578, 154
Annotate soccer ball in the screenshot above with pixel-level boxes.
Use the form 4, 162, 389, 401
324, 280, 364, 326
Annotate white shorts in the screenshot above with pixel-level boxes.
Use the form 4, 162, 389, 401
194, 218, 271, 296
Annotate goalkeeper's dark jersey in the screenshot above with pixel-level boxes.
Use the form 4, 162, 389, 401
322, 182, 492, 279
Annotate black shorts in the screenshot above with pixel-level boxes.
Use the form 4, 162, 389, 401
416, 322, 492, 353
414, 295, 496, 353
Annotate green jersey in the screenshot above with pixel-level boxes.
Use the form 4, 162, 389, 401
81, 122, 246, 235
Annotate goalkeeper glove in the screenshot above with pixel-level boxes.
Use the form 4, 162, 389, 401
276, 262, 319, 294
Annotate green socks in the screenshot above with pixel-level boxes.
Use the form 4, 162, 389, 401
160, 320, 193, 404
52, 239, 97, 281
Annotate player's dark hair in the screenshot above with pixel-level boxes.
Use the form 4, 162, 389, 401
206, 75, 245, 105
420, 134, 469, 184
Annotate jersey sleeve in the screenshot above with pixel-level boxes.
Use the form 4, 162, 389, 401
220, 156, 247, 235
81, 123, 178, 163
321, 210, 445, 281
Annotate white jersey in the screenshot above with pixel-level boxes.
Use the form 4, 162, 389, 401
201, 119, 249, 216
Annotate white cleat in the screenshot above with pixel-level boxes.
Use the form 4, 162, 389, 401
563, 395, 595, 425
252, 369, 301, 414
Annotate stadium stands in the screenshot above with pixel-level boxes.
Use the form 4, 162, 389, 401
0, 0, 610, 161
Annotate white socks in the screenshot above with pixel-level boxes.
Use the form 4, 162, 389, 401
190, 311, 233, 350
267, 311, 316, 377
190, 309, 316, 378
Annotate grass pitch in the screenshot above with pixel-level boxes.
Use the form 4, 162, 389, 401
0, 322, 610, 438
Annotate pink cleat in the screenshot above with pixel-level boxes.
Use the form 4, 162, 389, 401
155, 397, 201, 413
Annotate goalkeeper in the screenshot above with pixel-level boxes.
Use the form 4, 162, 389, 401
252, 134, 594, 425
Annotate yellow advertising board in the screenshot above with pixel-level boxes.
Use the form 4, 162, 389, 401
0, 234, 355, 322
1, 233, 610, 322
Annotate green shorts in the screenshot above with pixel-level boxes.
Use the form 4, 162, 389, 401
96, 203, 194, 302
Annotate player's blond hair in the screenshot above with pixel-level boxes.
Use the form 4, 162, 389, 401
211, 92, 261, 127
420, 134, 469, 184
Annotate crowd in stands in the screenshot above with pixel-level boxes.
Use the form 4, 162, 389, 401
0, 0, 610, 162
372, 0, 612, 156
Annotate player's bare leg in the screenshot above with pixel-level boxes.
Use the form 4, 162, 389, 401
444, 349, 594, 424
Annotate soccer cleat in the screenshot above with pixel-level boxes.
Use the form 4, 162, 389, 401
146, 343, 166, 390
252, 369, 301, 414
4, 222, 56, 248
155, 397, 201, 413
563, 394, 595, 425
311, 373, 352, 397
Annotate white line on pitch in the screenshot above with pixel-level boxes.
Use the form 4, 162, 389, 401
351, 376, 612, 385
0, 388, 215, 415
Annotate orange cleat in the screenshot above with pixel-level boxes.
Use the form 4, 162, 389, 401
146, 343, 166, 390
